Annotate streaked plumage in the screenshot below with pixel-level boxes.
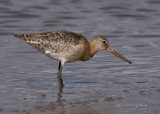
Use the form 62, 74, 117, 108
14, 31, 90, 65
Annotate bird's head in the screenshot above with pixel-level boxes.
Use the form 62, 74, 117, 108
90, 36, 132, 64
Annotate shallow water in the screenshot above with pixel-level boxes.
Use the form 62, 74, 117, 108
0, 0, 160, 113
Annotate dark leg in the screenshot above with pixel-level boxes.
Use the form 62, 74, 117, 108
58, 61, 61, 71
57, 62, 64, 88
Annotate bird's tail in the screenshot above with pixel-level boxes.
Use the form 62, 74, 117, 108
13, 33, 25, 39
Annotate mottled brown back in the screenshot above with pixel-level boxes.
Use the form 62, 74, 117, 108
13, 30, 86, 54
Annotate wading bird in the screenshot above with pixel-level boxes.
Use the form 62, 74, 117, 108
14, 30, 132, 88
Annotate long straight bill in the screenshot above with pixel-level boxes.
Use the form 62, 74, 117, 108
107, 47, 132, 64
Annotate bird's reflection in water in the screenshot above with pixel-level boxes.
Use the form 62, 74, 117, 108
56, 86, 63, 103
56, 70, 64, 103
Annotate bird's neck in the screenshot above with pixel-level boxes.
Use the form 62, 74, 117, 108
81, 40, 98, 61
89, 40, 99, 57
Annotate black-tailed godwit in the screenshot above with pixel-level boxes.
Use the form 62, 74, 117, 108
14, 30, 132, 88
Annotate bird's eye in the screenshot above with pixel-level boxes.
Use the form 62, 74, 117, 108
103, 41, 106, 44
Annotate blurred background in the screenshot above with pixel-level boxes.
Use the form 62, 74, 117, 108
0, 0, 160, 113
